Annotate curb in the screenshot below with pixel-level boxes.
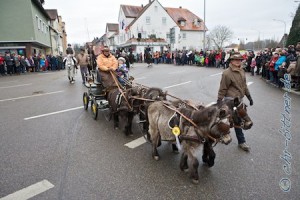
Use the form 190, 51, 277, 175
261, 77, 300, 96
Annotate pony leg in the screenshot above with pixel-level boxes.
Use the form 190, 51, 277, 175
189, 157, 199, 184
149, 125, 160, 160
124, 112, 134, 136
113, 113, 119, 129
179, 152, 189, 172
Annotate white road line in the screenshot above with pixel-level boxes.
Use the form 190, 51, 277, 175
0, 80, 18, 84
163, 81, 192, 89
247, 81, 253, 86
24, 106, 83, 120
124, 136, 146, 149
0, 83, 32, 89
134, 77, 146, 80
0, 90, 64, 102
0, 179, 54, 200
210, 72, 222, 77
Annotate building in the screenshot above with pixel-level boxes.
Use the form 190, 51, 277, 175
0, 0, 67, 57
108, 0, 206, 54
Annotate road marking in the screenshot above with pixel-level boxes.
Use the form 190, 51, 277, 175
247, 81, 253, 86
38, 72, 56, 75
163, 81, 192, 89
210, 72, 222, 77
0, 83, 32, 89
0, 90, 64, 102
0, 179, 54, 200
135, 77, 146, 80
0, 80, 18, 84
124, 136, 146, 148
24, 106, 83, 120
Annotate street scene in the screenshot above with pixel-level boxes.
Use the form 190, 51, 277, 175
1, 0, 300, 199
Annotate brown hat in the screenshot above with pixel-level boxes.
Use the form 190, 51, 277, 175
229, 52, 243, 60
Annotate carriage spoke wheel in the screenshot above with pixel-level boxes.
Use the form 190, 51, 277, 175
91, 99, 98, 120
83, 92, 89, 110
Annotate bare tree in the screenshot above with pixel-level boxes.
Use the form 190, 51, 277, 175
207, 25, 234, 50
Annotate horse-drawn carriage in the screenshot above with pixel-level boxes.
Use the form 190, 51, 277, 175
82, 70, 110, 120
81, 70, 253, 184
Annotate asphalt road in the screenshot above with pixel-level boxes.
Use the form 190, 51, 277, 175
0, 63, 299, 200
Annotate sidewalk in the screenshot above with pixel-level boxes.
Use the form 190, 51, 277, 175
261, 77, 300, 96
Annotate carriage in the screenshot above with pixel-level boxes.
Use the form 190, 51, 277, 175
82, 70, 110, 120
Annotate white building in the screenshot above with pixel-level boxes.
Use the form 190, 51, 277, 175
105, 0, 206, 54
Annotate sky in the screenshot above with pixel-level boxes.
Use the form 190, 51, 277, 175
44, 0, 299, 45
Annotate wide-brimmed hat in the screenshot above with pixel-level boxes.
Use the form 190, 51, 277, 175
102, 46, 109, 52
229, 52, 244, 60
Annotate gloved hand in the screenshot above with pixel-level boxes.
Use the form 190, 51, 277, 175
217, 98, 222, 106
246, 95, 253, 106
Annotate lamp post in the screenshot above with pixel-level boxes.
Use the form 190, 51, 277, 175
273, 19, 286, 48
203, 0, 206, 51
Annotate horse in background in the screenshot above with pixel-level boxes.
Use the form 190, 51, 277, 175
63, 55, 77, 83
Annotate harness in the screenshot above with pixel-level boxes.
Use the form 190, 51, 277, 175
163, 103, 228, 146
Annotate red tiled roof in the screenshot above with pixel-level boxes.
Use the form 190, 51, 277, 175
166, 7, 206, 31
45, 9, 58, 20
120, 5, 144, 18
106, 23, 119, 32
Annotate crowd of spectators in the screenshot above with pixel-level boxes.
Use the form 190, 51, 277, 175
0, 52, 65, 76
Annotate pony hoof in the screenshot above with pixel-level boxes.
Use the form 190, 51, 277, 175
192, 179, 199, 184
153, 156, 160, 161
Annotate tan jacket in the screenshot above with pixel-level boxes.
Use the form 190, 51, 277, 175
218, 64, 250, 100
76, 53, 89, 66
96, 53, 118, 88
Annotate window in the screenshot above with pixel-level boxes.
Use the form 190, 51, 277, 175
180, 21, 185, 26
42, 22, 45, 33
39, 19, 42, 30
36, 16, 39, 29
146, 16, 150, 24
46, 26, 49, 33
155, 6, 158, 12
183, 33, 186, 39
166, 33, 170, 38
162, 17, 166, 25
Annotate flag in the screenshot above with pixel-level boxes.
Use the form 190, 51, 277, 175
121, 19, 125, 30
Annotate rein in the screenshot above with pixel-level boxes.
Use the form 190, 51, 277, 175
163, 103, 218, 144
110, 71, 132, 111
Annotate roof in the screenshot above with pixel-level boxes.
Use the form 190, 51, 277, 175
126, 1, 154, 28
106, 23, 119, 32
120, 5, 144, 18
31, 0, 50, 19
45, 9, 58, 20
165, 7, 206, 31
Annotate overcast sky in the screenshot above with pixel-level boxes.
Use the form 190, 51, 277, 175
44, 0, 299, 45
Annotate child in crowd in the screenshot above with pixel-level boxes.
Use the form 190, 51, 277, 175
116, 57, 128, 86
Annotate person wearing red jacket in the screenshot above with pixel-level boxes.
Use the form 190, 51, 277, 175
268, 52, 279, 83
0, 54, 5, 75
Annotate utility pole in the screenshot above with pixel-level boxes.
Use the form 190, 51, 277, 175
203, 0, 206, 51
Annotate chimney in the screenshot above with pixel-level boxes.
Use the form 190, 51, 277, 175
141, 4, 143, 7
149, 0, 151, 3
179, 6, 182, 9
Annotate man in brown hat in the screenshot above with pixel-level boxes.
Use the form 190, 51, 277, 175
217, 52, 253, 151
96, 46, 118, 88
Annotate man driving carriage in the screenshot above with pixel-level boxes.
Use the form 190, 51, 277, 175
96, 46, 118, 88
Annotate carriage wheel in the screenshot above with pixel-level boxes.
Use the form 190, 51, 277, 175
83, 92, 89, 110
91, 99, 98, 120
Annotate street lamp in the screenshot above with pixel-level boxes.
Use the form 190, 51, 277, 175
273, 19, 286, 47
203, 0, 206, 51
